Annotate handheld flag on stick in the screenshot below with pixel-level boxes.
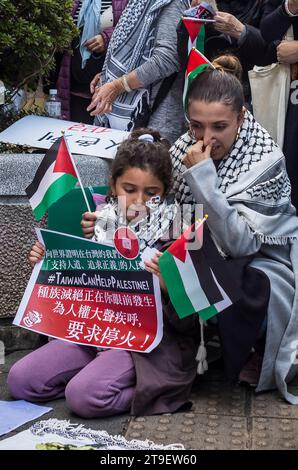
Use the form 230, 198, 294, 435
26, 135, 90, 221
159, 216, 221, 319
159, 215, 239, 321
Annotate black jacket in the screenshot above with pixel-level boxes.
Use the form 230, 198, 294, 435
260, 0, 298, 42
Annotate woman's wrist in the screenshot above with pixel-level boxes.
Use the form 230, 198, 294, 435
232, 22, 245, 40
114, 78, 126, 95
120, 75, 132, 93
285, 0, 298, 16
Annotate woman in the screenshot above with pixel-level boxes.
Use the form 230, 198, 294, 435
87, 0, 189, 143
170, 54, 298, 404
260, 0, 298, 210
56, 0, 128, 123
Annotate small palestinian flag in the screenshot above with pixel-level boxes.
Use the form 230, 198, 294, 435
159, 219, 226, 319
26, 136, 78, 221
183, 47, 214, 109
182, 17, 206, 54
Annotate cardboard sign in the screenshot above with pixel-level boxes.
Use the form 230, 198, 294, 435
0, 116, 129, 159
14, 229, 163, 353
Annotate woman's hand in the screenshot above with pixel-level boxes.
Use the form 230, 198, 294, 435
144, 251, 168, 295
214, 12, 245, 40
277, 40, 298, 64
183, 140, 212, 168
90, 73, 101, 94
81, 211, 97, 239
29, 241, 45, 268
87, 80, 123, 116
84, 34, 105, 54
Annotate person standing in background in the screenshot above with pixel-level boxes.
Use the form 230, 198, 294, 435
87, 0, 189, 143
260, 0, 298, 210
56, 0, 128, 123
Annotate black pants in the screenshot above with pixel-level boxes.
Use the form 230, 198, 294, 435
70, 94, 94, 125
202, 231, 271, 380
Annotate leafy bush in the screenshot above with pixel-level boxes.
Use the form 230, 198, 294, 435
0, 0, 78, 90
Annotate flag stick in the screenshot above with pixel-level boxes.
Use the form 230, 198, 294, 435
62, 133, 91, 213
195, 214, 208, 230
181, 17, 215, 23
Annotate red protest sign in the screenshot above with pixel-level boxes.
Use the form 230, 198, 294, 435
14, 229, 163, 353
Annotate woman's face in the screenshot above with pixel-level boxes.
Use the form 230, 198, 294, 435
188, 100, 244, 161
111, 167, 165, 221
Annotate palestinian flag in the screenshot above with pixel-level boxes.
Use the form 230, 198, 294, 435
183, 47, 214, 109
197, 269, 233, 321
159, 220, 225, 319
182, 17, 206, 53
26, 136, 78, 221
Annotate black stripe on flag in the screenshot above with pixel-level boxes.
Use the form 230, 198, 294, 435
25, 137, 62, 199
201, 230, 242, 304
188, 246, 223, 305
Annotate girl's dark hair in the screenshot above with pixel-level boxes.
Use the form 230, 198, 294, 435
111, 128, 173, 194
187, 55, 244, 114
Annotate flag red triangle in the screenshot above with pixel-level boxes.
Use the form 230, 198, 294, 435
168, 222, 204, 262
182, 17, 203, 43
187, 48, 209, 76
167, 232, 188, 263
53, 137, 77, 178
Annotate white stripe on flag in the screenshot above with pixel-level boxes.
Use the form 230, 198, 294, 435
174, 252, 210, 311
211, 270, 232, 311
29, 162, 67, 210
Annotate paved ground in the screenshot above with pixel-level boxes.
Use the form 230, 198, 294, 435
1, 350, 298, 450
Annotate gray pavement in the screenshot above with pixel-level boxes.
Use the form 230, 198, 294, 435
1, 350, 298, 450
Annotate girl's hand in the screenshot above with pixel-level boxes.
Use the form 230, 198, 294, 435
87, 80, 123, 116
144, 251, 168, 295
29, 241, 45, 268
81, 211, 97, 239
277, 40, 298, 64
214, 12, 245, 40
183, 140, 212, 168
84, 34, 105, 54
90, 73, 101, 94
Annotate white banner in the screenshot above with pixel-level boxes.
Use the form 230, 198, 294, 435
0, 116, 129, 159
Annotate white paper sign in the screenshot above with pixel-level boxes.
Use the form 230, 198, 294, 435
0, 116, 129, 159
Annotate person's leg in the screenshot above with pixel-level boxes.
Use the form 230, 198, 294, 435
7, 339, 96, 402
65, 349, 136, 418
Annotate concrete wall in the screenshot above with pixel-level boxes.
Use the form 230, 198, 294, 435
0, 153, 110, 318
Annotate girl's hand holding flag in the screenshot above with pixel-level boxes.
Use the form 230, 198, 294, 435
144, 251, 168, 296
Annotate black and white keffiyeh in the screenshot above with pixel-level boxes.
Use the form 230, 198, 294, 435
170, 110, 298, 245
95, 0, 174, 131
93, 194, 180, 252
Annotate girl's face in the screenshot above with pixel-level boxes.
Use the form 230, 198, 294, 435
111, 167, 165, 221
188, 100, 244, 161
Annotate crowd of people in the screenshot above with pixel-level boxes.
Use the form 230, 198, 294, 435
7, 0, 298, 417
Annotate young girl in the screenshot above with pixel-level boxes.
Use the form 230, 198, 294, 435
7, 130, 199, 418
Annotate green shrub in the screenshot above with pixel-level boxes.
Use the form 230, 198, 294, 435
0, 0, 78, 90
